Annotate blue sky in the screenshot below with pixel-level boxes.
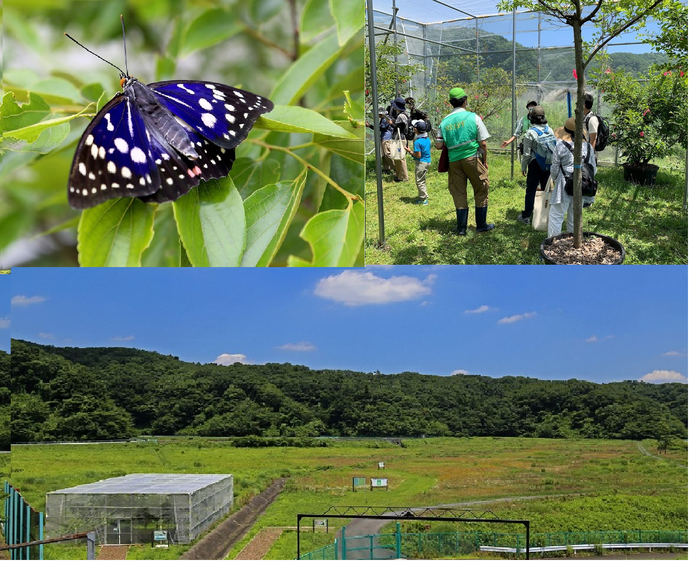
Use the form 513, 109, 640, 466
0, 275, 9, 352
371, 0, 659, 54
10, 266, 688, 385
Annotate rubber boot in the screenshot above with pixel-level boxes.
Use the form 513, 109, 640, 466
475, 206, 495, 233
455, 208, 468, 236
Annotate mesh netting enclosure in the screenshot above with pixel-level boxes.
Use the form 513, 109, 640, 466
45, 474, 233, 544
369, 5, 649, 166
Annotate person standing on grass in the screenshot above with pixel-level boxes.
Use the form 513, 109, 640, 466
405, 121, 432, 205
517, 106, 555, 225
389, 97, 410, 182
548, 117, 597, 237
436, 87, 493, 235
501, 100, 538, 153
366, 107, 395, 174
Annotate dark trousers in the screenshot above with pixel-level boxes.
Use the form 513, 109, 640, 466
522, 159, 551, 217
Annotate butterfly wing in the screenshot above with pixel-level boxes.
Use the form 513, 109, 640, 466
148, 81, 273, 149
68, 94, 161, 209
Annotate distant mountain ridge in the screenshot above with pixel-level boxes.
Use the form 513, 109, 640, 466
10, 340, 688, 443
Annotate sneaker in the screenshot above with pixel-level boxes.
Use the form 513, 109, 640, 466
393, 177, 404, 183
414, 199, 429, 205
516, 213, 531, 225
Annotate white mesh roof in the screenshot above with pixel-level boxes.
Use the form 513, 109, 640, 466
48, 474, 232, 495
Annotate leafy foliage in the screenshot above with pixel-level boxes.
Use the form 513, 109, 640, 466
593, 66, 688, 166
1, 0, 364, 266
11, 340, 688, 442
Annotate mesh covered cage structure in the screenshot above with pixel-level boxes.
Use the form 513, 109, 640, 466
368, 1, 661, 167
45, 474, 233, 545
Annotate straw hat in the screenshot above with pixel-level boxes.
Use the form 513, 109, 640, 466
554, 117, 587, 141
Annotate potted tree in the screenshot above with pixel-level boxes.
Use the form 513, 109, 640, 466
594, 66, 688, 186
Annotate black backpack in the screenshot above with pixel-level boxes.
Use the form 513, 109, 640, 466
562, 143, 598, 197
584, 112, 610, 151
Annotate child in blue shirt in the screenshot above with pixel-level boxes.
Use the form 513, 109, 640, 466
405, 121, 432, 204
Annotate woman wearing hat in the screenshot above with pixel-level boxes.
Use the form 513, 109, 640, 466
366, 107, 396, 173
389, 97, 410, 182
548, 117, 597, 237
501, 100, 538, 150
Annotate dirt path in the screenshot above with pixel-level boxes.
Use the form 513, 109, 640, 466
97, 545, 129, 560
180, 478, 286, 560
234, 528, 284, 560
637, 442, 688, 468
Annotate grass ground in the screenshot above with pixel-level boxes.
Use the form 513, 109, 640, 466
365, 150, 688, 265
10, 437, 687, 560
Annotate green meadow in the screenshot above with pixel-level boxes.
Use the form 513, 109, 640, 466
9, 437, 688, 559
365, 150, 688, 265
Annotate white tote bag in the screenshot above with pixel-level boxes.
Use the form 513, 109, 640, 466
532, 176, 554, 232
391, 130, 405, 161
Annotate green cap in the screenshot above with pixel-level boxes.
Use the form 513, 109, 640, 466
449, 87, 466, 100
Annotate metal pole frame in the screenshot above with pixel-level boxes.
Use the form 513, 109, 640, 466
296, 509, 530, 560
393, 0, 399, 97
366, 0, 387, 249
511, 9, 517, 179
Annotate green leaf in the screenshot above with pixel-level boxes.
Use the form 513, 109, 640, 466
269, 33, 345, 106
31, 78, 83, 104
77, 199, 157, 267
313, 119, 365, 162
141, 206, 181, 267
329, 0, 364, 47
81, 83, 107, 103
301, 0, 335, 44
173, 176, 246, 267
249, 0, 284, 23
231, 158, 281, 199
181, 9, 243, 57
3, 122, 71, 154
2, 105, 91, 150
1, 92, 50, 132
288, 200, 364, 267
0, 210, 33, 254
256, 105, 357, 138
241, 173, 307, 267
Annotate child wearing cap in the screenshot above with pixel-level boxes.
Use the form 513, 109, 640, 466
405, 121, 432, 204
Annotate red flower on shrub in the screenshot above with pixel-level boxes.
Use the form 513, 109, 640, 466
605, 68, 612, 74
643, 108, 650, 116
572, 69, 578, 79
640, 132, 644, 137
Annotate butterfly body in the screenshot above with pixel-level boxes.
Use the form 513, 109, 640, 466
68, 76, 273, 209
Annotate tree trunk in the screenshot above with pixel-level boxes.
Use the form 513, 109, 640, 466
571, 13, 586, 249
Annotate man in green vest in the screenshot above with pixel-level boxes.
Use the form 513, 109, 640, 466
436, 87, 494, 235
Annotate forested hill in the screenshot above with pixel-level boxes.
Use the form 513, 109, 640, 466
0, 350, 9, 450
11, 340, 687, 443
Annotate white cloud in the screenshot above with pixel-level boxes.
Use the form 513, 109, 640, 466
12, 295, 46, 306
214, 353, 251, 366
111, 335, 135, 342
586, 335, 614, 343
498, 312, 537, 324
0, 317, 9, 329
465, 305, 492, 314
663, 351, 685, 357
314, 270, 434, 306
278, 341, 316, 352
451, 369, 469, 375
640, 370, 687, 384
38, 332, 55, 340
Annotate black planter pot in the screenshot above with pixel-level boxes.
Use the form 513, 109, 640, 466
623, 163, 659, 186
540, 231, 626, 265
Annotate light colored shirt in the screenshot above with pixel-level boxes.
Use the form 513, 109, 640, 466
550, 140, 597, 205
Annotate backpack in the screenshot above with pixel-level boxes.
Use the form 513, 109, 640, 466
584, 112, 610, 151
531, 126, 558, 171
562, 142, 598, 197
402, 114, 417, 141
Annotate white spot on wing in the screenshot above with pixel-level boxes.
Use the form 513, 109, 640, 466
177, 83, 195, 95
205, 84, 216, 89
91, 144, 98, 158
226, 114, 236, 124
88, 172, 96, 180
78, 162, 87, 176
107, 161, 117, 174
121, 166, 132, 179
201, 113, 217, 128
114, 138, 129, 153
99, 147, 106, 159
85, 134, 94, 146
199, 98, 213, 110
130, 147, 147, 163
105, 113, 114, 131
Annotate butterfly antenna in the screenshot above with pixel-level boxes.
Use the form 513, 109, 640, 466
64, 33, 126, 76
121, 15, 129, 77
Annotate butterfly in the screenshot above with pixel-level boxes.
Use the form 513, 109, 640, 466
66, 21, 273, 210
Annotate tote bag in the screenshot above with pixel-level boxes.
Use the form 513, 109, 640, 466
391, 130, 406, 161
532, 176, 554, 232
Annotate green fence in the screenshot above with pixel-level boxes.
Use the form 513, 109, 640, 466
299, 528, 688, 560
3, 481, 45, 560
